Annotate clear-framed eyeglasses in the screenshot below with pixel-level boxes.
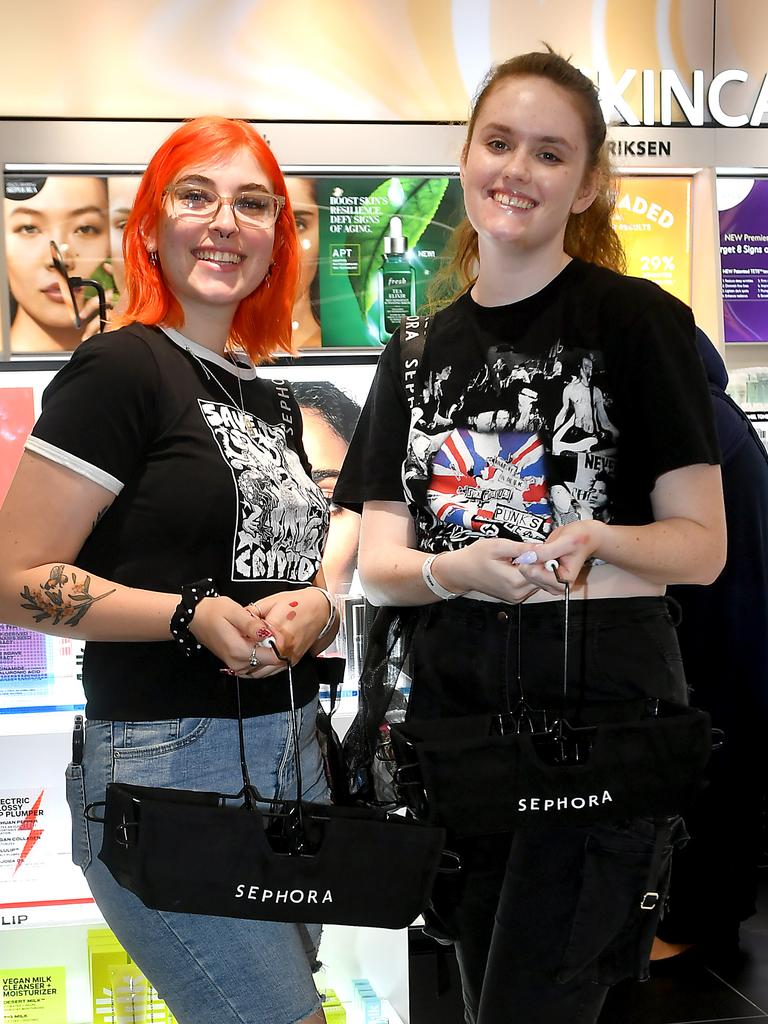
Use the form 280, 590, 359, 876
165, 184, 285, 229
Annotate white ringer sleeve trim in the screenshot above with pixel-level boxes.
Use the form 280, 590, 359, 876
24, 436, 124, 495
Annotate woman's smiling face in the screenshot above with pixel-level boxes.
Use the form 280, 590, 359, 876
149, 148, 277, 326
460, 75, 597, 259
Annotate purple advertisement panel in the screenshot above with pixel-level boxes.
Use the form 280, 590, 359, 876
718, 178, 768, 343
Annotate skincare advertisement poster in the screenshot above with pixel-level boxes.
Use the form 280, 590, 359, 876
0, 626, 85, 719
4, 174, 140, 357
0, 733, 94, 928
612, 176, 692, 304
718, 178, 768, 343
5, 170, 463, 352
309, 175, 465, 347
260, 360, 375, 598
0, 967, 67, 1023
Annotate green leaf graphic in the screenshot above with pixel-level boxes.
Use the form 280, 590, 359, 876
348, 177, 450, 321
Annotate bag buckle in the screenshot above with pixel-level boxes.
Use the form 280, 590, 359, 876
640, 891, 660, 911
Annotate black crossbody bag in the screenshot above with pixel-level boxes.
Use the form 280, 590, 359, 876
389, 584, 716, 836
86, 651, 448, 929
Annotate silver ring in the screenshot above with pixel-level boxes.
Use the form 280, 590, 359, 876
249, 647, 261, 668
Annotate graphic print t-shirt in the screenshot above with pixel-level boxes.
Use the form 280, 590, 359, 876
404, 334, 619, 551
27, 325, 329, 719
335, 259, 720, 554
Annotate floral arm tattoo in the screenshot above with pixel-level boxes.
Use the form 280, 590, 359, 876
20, 566, 116, 628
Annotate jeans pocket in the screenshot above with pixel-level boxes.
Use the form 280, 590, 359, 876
112, 718, 213, 790
65, 763, 92, 872
557, 819, 664, 986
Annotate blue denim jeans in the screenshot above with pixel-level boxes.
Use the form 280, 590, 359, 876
66, 698, 328, 1024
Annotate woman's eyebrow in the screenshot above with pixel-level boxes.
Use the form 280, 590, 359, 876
68, 206, 107, 218
176, 174, 270, 193
536, 134, 575, 150
480, 123, 575, 150
7, 206, 44, 218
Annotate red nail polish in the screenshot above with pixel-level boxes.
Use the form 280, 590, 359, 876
257, 627, 272, 639
289, 601, 299, 608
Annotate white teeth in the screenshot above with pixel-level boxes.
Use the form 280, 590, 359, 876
493, 192, 535, 210
194, 250, 244, 264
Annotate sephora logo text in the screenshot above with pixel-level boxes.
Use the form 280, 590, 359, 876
234, 885, 333, 905
518, 791, 613, 813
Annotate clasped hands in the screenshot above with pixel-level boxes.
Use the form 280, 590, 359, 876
188, 587, 331, 679
445, 519, 605, 604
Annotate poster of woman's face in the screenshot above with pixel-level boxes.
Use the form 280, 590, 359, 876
290, 380, 362, 595
107, 175, 141, 298
5, 176, 110, 353
285, 176, 321, 350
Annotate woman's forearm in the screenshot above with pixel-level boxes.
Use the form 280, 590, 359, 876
359, 544, 443, 607
1, 562, 177, 641
592, 517, 726, 586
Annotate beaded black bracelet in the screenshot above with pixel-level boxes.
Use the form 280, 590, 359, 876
170, 579, 218, 657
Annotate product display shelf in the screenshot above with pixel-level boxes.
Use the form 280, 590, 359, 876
320, 925, 409, 1023
0, 918, 104, 1024
0, 919, 409, 1023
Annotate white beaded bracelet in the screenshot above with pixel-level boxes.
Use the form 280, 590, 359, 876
313, 586, 338, 640
421, 554, 463, 600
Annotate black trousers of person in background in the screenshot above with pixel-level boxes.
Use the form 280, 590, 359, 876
658, 332, 768, 956
409, 596, 689, 1024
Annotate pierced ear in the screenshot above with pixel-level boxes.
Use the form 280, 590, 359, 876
459, 143, 469, 188
571, 171, 599, 215
140, 220, 158, 256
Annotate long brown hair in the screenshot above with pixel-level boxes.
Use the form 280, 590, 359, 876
114, 117, 299, 362
431, 48, 625, 307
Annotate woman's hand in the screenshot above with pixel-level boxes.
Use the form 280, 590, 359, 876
434, 538, 557, 603
245, 588, 331, 666
188, 595, 285, 678
528, 519, 606, 585
77, 290, 114, 340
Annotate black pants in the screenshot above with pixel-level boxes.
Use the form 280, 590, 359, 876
410, 596, 688, 1024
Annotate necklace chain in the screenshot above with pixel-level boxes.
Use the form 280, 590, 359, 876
185, 347, 255, 437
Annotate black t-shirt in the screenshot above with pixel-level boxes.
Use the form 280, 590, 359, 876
27, 324, 330, 720
335, 259, 720, 552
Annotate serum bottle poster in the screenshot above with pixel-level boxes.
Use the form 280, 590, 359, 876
312, 176, 464, 347
718, 178, 768, 343
612, 176, 692, 304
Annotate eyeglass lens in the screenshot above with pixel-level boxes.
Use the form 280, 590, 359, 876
171, 185, 281, 227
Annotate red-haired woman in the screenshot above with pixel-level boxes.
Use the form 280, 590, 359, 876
0, 117, 336, 1024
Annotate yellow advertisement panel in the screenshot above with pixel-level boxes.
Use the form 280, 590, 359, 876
613, 177, 692, 304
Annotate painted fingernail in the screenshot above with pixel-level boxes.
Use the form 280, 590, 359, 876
512, 551, 538, 566
257, 627, 272, 639
289, 601, 299, 608
219, 668, 236, 676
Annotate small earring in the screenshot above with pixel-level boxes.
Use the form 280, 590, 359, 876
147, 249, 159, 267
263, 261, 274, 288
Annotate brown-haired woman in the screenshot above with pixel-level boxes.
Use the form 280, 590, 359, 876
335, 50, 725, 1023
0, 117, 337, 1024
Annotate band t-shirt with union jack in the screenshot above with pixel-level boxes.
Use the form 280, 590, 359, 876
335, 259, 720, 556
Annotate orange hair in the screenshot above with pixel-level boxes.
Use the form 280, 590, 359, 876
114, 116, 299, 362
